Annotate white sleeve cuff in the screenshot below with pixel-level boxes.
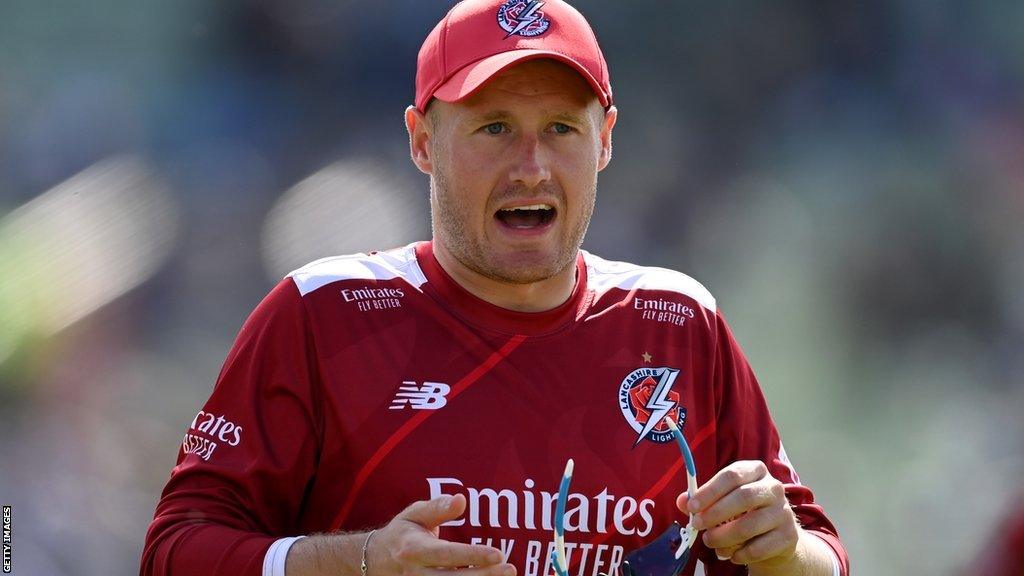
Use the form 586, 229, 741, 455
263, 535, 307, 576
808, 532, 842, 576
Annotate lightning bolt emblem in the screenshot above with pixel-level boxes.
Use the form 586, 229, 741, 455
633, 368, 680, 447
505, 1, 545, 38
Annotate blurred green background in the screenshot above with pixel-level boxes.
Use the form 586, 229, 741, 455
2, 1, 1023, 574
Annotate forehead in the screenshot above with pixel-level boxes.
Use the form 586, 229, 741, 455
459, 59, 599, 111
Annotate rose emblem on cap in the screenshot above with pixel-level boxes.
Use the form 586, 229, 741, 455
497, 1, 550, 38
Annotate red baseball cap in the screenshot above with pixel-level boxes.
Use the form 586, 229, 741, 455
414, 0, 613, 112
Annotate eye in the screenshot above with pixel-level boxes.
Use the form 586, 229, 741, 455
551, 122, 574, 134
482, 122, 508, 135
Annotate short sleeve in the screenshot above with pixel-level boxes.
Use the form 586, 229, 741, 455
140, 279, 323, 576
701, 312, 849, 576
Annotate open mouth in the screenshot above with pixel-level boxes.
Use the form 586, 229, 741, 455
494, 204, 557, 230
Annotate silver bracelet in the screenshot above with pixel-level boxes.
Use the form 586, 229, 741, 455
360, 530, 377, 576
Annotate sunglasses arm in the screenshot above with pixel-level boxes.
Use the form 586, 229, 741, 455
553, 459, 575, 576
664, 417, 700, 560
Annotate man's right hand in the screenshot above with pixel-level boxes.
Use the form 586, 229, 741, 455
286, 495, 515, 576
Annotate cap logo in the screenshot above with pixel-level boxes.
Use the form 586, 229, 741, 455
497, 0, 550, 38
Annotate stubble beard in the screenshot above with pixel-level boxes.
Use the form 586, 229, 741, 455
430, 164, 595, 285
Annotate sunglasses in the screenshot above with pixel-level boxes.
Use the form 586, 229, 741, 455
552, 416, 699, 576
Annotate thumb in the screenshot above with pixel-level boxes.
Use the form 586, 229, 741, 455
677, 491, 701, 514
398, 494, 466, 528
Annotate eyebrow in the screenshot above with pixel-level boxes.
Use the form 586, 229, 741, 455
550, 111, 589, 125
469, 110, 514, 123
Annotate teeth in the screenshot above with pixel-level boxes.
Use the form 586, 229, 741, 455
500, 204, 553, 212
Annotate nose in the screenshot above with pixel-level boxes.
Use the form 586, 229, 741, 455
507, 134, 551, 189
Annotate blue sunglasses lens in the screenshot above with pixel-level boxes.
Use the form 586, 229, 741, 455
620, 522, 690, 576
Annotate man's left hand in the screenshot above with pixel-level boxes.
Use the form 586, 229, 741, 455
676, 460, 798, 568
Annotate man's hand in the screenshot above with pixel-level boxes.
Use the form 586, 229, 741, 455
676, 461, 834, 575
373, 495, 514, 576
287, 495, 514, 576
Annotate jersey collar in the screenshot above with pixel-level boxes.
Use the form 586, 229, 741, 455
414, 241, 590, 337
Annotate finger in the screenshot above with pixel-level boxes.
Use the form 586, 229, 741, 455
422, 563, 516, 576
694, 477, 784, 530
712, 545, 740, 562
727, 521, 799, 565
687, 461, 768, 514
399, 494, 467, 529
701, 502, 788, 550
676, 492, 699, 528
399, 539, 506, 568
676, 492, 690, 514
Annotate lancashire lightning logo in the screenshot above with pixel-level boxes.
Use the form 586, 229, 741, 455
497, 0, 550, 38
618, 367, 686, 445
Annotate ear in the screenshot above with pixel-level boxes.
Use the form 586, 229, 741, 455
405, 105, 433, 175
597, 105, 618, 172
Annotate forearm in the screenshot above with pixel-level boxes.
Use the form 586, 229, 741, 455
285, 532, 367, 576
285, 496, 511, 576
747, 529, 838, 576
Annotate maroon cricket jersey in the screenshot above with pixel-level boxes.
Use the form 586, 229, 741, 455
141, 241, 848, 576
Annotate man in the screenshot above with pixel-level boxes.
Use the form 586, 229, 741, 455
141, 1, 849, 575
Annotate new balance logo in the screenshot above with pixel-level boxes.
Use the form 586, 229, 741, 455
390, 381, 451, 410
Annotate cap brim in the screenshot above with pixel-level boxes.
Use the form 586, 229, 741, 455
429, 49, 610, 110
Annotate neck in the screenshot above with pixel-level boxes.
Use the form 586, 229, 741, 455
431, 241, 578, 313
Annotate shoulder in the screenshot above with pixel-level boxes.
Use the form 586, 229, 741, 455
287, 242, 427, 297
582, 250, 717, 313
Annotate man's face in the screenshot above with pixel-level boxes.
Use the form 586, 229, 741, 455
410, 59, 616, 285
